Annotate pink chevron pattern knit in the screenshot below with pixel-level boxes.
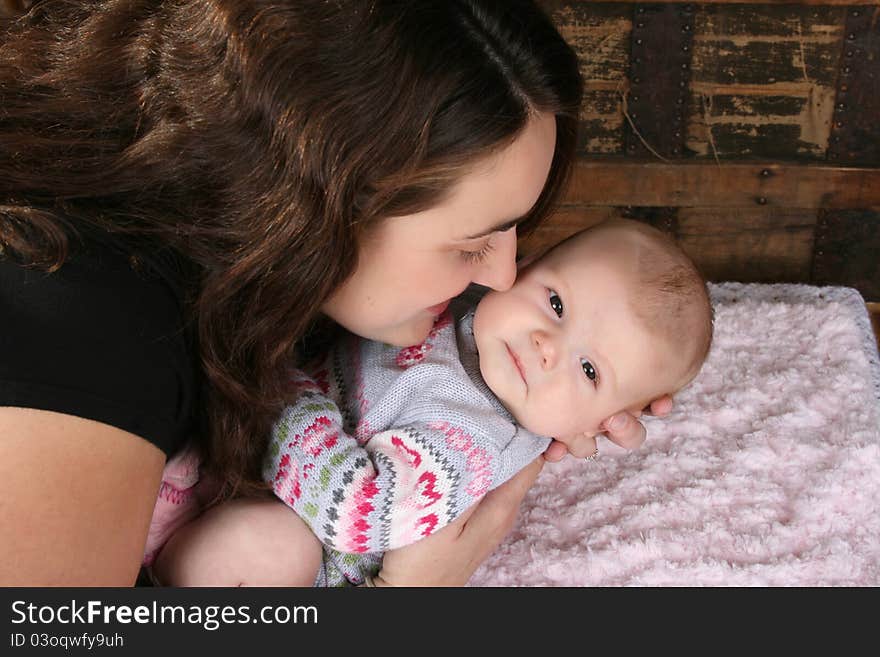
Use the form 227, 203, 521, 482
263, 311, 549, 586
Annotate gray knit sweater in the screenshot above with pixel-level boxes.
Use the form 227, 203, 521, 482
262, 310, 550, 586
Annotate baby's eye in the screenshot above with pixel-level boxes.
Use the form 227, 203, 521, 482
548, 290, 563, 317
581, 358, 598, 384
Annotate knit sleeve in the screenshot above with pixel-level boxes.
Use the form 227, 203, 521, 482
263, 379, 494, 554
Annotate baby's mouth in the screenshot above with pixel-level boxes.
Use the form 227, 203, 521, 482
506, 343, 527, 385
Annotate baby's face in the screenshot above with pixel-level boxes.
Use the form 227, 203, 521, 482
473, 236, 687, 446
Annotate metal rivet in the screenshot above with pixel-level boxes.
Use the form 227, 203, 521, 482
628, 144, 637, 152
672, 147, 680, 155
853, 10, 860, 17
676, 98, 684, 105
838, 102, 845, 110
757, 197, 767, 205
836, 121, 843, 128
632, 95, 640, 102
683, 45, 689, 52
637, 22, 644, 29
633, 77, 641, 84
636, 39, 643, 46
631, 112, 637, 119
679, 81, 687, 88
674, 131, 682, 138
637, 7, 645, 13
675, 114, 682, 122
843, 66, 851, 74
840, 84, 848, 92
683, 25, 691, 32
634, 57, 642, 64
846, 51, 854, 58
832, 136, 840, 143
848, 33, 856, 41
829, 153, 838, 160
681, 63, 689, 70
760, 169, 771, 177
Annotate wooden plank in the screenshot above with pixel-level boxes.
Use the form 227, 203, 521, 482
625, 4, 695, 158
828, 6, 880, 164
688, 4, 843, 159
677, 207, 816, 283
812, 209, 880, 300
544, 2, 632, 154
562, 161, 880, 208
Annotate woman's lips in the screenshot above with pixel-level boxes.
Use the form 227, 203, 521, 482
506, 344, 526, 384
427, 300, 451, 316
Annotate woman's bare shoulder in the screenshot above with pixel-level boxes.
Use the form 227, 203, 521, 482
0, 407, 166, 585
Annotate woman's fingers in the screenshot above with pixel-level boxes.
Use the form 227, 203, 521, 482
601, 411, 647, 450
542, 439, 569, 463
561, 433, 598, 459
648, 394, 674, 417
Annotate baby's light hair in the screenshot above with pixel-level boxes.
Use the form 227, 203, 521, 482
610, 220, 713, 385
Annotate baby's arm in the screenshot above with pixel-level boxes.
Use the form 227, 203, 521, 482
266, 383, 508, 555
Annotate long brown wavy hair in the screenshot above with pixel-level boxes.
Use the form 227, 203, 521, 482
1, 0, 582, 497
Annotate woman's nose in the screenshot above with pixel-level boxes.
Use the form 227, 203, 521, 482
531, 329, 557, 370
472, 226, 517, 292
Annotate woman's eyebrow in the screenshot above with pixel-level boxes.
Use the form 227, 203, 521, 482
458, 217, 520, 241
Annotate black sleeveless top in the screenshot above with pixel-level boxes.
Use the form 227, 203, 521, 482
0, 234, 198, 456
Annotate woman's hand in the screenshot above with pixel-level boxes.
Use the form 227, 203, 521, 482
543, 395, 674, 463
375, 456, 544, 586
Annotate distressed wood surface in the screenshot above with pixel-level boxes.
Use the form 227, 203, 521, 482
561, 161, 880, 208
812, 210, 880, 299
546, 2, 632, 153
687, 4, 844, 159
541, 2, 865, 160
625, 4, 695, 158
828, 7, 880, 165
677, 207, 817, 283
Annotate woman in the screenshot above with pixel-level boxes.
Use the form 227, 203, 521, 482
0, 0, 663, 585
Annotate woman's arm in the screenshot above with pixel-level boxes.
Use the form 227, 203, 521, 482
0, 407, 165, 585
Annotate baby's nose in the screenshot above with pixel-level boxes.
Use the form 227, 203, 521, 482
531, 330, 557, 370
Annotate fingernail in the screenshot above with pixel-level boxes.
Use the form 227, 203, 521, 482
608, 414, 625, 432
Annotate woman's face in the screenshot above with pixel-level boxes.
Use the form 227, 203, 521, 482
322, 112, 558, 347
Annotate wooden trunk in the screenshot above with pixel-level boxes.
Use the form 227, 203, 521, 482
529, 1, 880, 301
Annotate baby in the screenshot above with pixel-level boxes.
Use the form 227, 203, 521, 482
147, 218, 713, 586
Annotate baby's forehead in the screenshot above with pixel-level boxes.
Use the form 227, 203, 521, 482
530, 240, 638, 298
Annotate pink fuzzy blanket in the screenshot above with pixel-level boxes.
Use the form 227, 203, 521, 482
470, 284, 880, 586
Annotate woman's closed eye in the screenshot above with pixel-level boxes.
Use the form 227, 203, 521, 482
459, 239, 495, 264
